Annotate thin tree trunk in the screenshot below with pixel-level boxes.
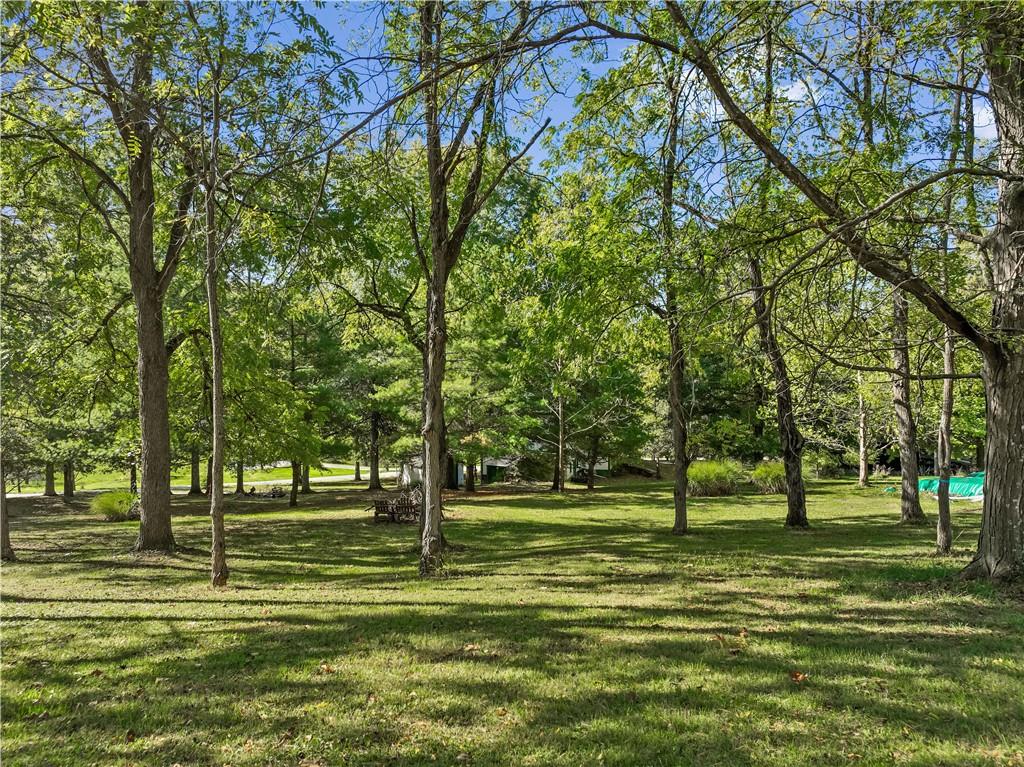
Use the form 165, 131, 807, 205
301, 464, 312, 494
936, 328, 955, 554
1, 456, 14, 562
203, 103, 228, 586
668, 314, 689, 534
205, 456, 213, 496
751, 24, 807, 528
465, 462, 476, 492
235, 460, 244, 495
44, 462, 56, 496
586, 434, 599, 491
446, 453, 459, 490
891, 290, 927, 524
289, 460, 300, 507
189, 447, 203, 495
858, 375, 870, 487
368, 411, 383, 490
129, 462, 138, 494
553, 394, 565, 492
353, 459, 361, 483
749, 255, 808, 528
62, 460, 74, 500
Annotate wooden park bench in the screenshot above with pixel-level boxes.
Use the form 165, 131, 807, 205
370, 497, 420, 524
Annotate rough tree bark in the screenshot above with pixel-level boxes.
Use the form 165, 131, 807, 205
962, 4, 1024, 579
891, 291, 927, 524
44, 462, 56, 496
368, 411, 383, 490
189, 447, 203, 495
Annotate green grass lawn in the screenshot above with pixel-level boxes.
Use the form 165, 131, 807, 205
10, 464, 356, 494
2, 480, 1022, 766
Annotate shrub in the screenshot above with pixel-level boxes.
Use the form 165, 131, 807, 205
751, 461, 787, 494
91, 491, 139, 522
687, 460, 744, 497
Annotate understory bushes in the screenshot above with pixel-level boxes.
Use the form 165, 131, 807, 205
751, 461, 787, 493
91, 491, 139, 521
687, 460, 744, 497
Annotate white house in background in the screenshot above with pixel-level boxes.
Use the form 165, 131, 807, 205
398, 455, 465, 488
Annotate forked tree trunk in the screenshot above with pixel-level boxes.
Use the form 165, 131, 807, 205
749, 255, 808, 528
1, 457, 14, 562
891, 291, 927, 524
235, 460, 244, 494
44, 462, 56, 496
189, 447, 203, 495
289, 461, 300, 507
301, 464, 312, 494
62, 460, 74, 500
368, 411, 383, 490
936, 328, 955, 554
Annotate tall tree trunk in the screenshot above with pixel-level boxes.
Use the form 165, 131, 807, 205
891, 291, 927, 524
751, 22, 807, 528
936, 329, 955, 554
353, 459, 361, 483
205, 456, 213, 496
130, 173, 175, 551
235, 460, 244, 495
44, 461, 56, 496
189, 447, 203, 495
858, 376, 870, 487
963, 6, 1024, 579
420, 276, 446, 574
62, 460, 74, 500
749, 255, 808, 528
465, 462, 476, 492
289, 460, 300, 507
667, 314, 689, 534
368, 411, 383, 490
204, 115, 228, 587
301, 464, 312, 494
554, 394, 566, 492
1, 456, 14, 562
129, 461, 138, 494
446, 453, 459, 490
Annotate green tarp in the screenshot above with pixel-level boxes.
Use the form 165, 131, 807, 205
919, 472, 984, 500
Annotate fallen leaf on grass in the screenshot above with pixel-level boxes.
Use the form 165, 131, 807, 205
789, 670, 810, 685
